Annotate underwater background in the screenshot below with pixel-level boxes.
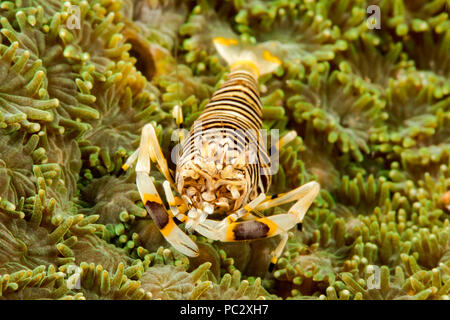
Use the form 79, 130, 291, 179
0, 0, 449, 300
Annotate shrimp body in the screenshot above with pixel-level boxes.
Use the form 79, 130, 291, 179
122, 37, 320, 268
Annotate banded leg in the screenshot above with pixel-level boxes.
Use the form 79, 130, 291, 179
162, 180, 188, 223
277, 130, 297, 150
193, 193, 266, 240
269, 232, 288, 272
262, 181, 320, 267
134, 125, 198, 257
221, 193, 266, 225
120, 123, 175, 186
172, 104, 186, 144
195, 181, 320, 267
269, 130, 297, 157
195, 181, 319, 240
142, 123, 175, 185
116, 148, 139, 176
256, 181, 320, 213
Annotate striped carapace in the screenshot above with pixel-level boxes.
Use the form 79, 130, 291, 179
122, 36, 320, 268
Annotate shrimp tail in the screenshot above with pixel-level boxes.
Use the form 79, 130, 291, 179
213, 37, 281, 78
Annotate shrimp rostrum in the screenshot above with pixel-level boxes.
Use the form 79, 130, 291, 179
122, 37, 320, 269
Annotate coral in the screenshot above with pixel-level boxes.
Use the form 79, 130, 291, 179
67, 262, 152, 300
336, 173, 391, 212
272, 133, 309, 193
130, 220, 168, 255
290, 126, 341, 192
39, 131, 82, 201
0, 42, 58, 132
70, 234, 133, 273
0, 129, 40, 209
0, 265, 81, 300
389, 161, 449, 227
122, 0, 188, 52
382, 76, 445, 152
135, 247, 276, 300
269, 207, 354, 298
337, 262, 450, 300
315, 0, 367, 37
286, 62, 387, 162
179, 4, 232, 75
398, 112, 450, 168
78, 60, 161, 175
410, 227, 449, 269
0, 213, 72, 274
187, 240, 222, 280
60, 1, 132, 80
339, 266, 413, 300
1, 0, 65, 18
335, 33, 414, 96
1, 8, 99, 134
144, 246, 190, 270
369, 70, 450, 170
0, 162, 105, 276
403, 30, 450, 82
274, 243, 341, 298
376, 0, 449, 35
231, 0, 346, 69
199, 270, 277, 300
0, 0, 449, 301
139, 262, 212, 300
79, 174, 145, 225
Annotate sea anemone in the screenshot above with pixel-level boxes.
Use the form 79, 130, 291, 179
286, 62, 387, 162
340, 266, 413, 300
233, 0, 345, 69
315, 0, 367, 38
70, 233, 133, 273
79, 61, 159, 175
0, 41, 58, 133
335, 33, 414, 97
0, 211, 74, 274
66, 262, 152, 300
0, 130, 41, 211
403, 30, 450, 82
0, 0, 64, 19
199, 270, 276, 300
79, 174, 145, 225
377, 0, 449, 35
0, 265, 82, 300
60, 1, 133, 80
1, 8, 99, 134
0, 0, 448, 301
139, 262, 212, 300
371, 74, 449, 159
122, 0, 188, 52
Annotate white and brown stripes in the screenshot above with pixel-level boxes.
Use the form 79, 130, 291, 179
175, 67, 273, 217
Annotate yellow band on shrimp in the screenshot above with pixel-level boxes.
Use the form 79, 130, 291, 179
257, 218, 278, 237
213, 37, 238, 46
230, 60, 260, 77
160, 217, 176, 237
263, 50, 281, 66
143, 193, 162, 204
